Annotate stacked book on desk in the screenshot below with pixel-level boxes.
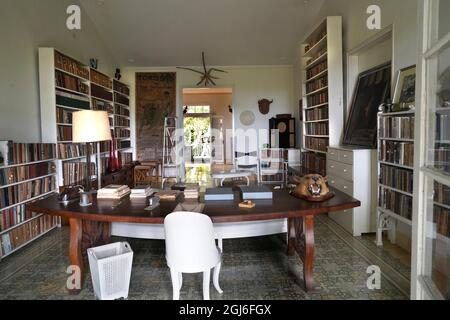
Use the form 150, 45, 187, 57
130, 185, 153, 199
184, 183, 200, 200
154, 190, 181, 201
205, 188, 234, 201
97, 184, 130, 199
239, 185, 273, 200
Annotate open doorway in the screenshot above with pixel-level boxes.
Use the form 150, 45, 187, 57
182, 88, 233, 185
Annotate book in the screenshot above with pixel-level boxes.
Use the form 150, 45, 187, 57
204, 188, 234, 201
239, 185, 273, 200
130, 185, 153, 198
97, 184, 131, 199
154, 190, 181, 200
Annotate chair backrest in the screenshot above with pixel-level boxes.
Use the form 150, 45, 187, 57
234, 151, 259, 169
164, 212, 219, 272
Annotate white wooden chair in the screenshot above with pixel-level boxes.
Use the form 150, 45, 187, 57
164, 211, 223, 300
259, 148, 285, 184
234, 150, 260, 183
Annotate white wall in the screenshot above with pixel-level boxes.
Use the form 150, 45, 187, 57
121, 65, 295, 162
0, 0, 117, 142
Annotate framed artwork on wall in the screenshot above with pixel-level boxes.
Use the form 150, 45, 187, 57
343, 62, 391, 149
392, 65, 416, 112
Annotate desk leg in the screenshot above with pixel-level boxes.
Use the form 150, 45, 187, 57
68, 218, 84, 295
287, 215, 315, 292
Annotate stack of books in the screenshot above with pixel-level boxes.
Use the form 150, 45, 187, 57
184, 183, 199, 200
130, 185, 153, 199
97, 184, 131, 199
205, 188, 234, 201
154, 190, 181, 201
239, 185, 273, 200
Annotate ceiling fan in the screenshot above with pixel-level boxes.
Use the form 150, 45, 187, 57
177, 52, 227, 86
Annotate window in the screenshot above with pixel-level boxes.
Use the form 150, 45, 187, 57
185, 105, 210, 114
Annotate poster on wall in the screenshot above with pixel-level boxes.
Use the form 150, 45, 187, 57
136, 72, 176, 160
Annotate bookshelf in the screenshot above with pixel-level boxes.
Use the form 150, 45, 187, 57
376, 110, 415, 246
0, 141, 59, 259
113, 80, 132, 165
39, 48, 133, 187
300, 16, 343, 176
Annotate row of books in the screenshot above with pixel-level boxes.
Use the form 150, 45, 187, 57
305, 106, 328, 121
379, 188, 413, 220
114, 92, 129, 106
305, 122, 328, 136
56, 107, 73, 124
114, 115, 130, 127
0, 162, 55, 186
0, 214, 57, 257
92, 99, 113, 114
115, 104, 130, 117
435, 181, 450, 206
58, 143, 86, 159
57, 125, 72, 141
307, 91, 328, 107
0, 204, 31, 232
304, 136, 329, 152
119, 152, 132, 165
301, 152, 326, 176
379, 141, 414, 167
113, 80, 130, 96
0, 176, 55, 208
97, 184, 130, 199
436, 114, 450, 141
56, 89, 90, 110
306, 76, 328, 94
379, 116, 415, 140
54, 51, 89, 80
0, 142, 56, 166
91, 84, 113, 102
306, 61, 327, 80
55, 70, 89, 95
379, 164, 414, 194
62, 162, 95, 186
115, 128, 131, 138
90, 69, 112, 89
433, 205, 449, 238
434, 145, 450, 174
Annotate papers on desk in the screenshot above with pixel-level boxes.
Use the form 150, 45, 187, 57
97, 185, 131, 199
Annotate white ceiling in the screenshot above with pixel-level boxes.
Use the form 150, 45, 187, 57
79, 0, 325, 67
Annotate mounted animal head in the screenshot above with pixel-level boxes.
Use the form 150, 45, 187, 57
292, 174, 329, 198
258, 99, 273, 115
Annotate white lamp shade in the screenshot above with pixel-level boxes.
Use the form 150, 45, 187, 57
72, 110, 112, 143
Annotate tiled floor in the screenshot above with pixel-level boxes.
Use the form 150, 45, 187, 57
0, 164, 411, 300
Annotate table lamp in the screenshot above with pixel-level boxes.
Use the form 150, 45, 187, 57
73, 110, 112, 199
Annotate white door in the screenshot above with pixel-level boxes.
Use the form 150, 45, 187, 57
412, 0, 450, 300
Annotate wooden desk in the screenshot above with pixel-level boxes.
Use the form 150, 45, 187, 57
27, 187, 360, 294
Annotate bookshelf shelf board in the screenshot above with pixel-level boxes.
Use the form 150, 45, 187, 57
1, 224, 58, 258
379, 184, 413, 197
379, 110, 415, 117
56, 105, 87, 112
436, 107, 450, 113
304, 69, 328, 83
0, 159, 57, 170
114, 114, 130, 119
305, 102, 328, 110
0, 173, 57, 190
434, 201, 450, 210
55, 67, 90, 82
56, 123, 72, 126
304, 86, 329, 97
114, 126, 130, 128
304, 134, 329, 138
115, 137, 131, 141
118, 148, 133, 152
304, 119, 329, 123
114, 102, 130, 108
378, 161, 414, 171
436, 233, 450, 245
0, 190, 57, 212
379, 137, 415, 142
114, 91, 130, 98
305, 52, 327, 70
377, 207, 412, 226
91, 81, 113, 92
55, 86, 90, 98
302, 147, 327, 155
436, 140, 450, 144
57, 140, 74, 143
91, 96, 113, 104
60, 155, 86, 161
304, 35, 327, 57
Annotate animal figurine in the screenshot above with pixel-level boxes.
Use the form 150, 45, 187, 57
291, 174, 332, 201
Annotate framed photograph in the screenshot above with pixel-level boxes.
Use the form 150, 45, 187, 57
343, 62, 391, 149
392, 65, 416, 111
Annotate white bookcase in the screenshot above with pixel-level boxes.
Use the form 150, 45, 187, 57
300, 16, 344, 175
112, 79, 133, 163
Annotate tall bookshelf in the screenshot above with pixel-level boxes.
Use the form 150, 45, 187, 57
38, 48, 133, 187
0, 142, 59, 259
376, 110, 415, 246
300, 16, 343, 176
113, 80, 132, 165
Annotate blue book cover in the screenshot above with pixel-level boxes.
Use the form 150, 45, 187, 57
204, 188, 234, 201
239, 185, 273, 200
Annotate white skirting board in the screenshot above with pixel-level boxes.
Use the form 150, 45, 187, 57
111, 219, 288, 240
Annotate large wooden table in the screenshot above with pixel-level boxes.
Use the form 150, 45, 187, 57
27, 187, 360, 294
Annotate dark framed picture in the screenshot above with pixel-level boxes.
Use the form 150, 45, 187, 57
343, 62, 391, 149
299, 99, 303, 122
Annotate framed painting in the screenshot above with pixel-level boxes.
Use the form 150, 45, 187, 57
392, 65, 416, 112
343, 62, 391, 149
